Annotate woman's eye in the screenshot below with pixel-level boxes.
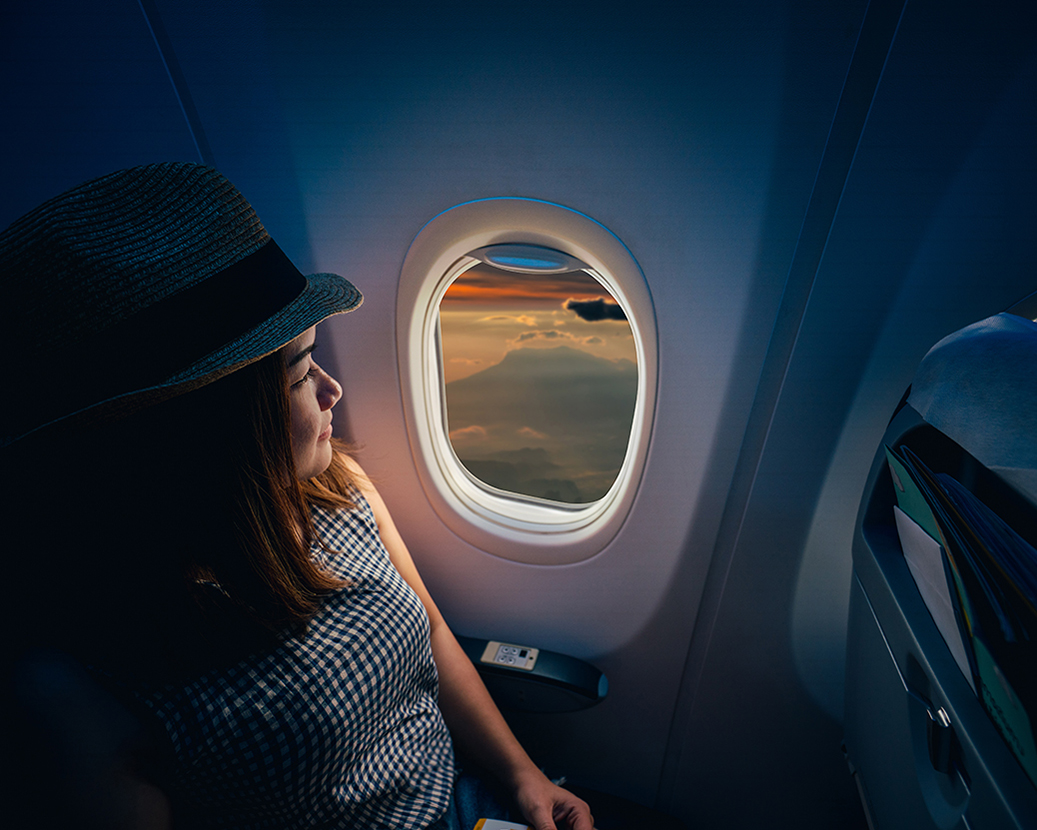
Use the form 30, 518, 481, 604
292, 366, 319, 388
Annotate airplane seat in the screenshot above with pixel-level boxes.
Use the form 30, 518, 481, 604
844, 309, 1037, 829
4, 648, 173, 830
6, 645, 685, 829
452, 636, 687, 829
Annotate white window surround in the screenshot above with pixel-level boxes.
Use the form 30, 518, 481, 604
396, 198, 657, 565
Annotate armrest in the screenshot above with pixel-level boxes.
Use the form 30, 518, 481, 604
456, 635, 608, 713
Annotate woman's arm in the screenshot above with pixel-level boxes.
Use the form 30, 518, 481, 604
345, 458, 594, 830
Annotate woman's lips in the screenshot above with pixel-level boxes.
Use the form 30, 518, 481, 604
319, 422, 333, 441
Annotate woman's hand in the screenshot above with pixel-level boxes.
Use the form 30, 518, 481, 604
512, 769, 595, 830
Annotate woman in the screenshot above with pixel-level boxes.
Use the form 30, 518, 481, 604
0, 163, 593, 830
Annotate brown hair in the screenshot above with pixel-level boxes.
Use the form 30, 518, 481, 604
2, 347, 356, 682
200, 348, 355, 629
303, 438, 360, 511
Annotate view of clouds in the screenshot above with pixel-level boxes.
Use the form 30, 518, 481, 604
440, 264, 637, 504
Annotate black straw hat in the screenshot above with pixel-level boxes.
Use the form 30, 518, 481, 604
0, 163, 362, 447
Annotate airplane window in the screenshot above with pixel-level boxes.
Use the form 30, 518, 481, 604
438, 249, 638, 505
397, 198, 656, 563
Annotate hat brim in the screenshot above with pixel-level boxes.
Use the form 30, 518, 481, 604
165, 271, 362, 385
8, 271, 361, 446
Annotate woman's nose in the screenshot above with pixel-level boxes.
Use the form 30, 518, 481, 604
318, 369, 343, 410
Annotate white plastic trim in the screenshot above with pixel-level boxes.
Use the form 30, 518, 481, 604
397, 198, 657, 564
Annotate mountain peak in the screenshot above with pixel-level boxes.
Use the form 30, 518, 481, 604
452, 345, 633, 383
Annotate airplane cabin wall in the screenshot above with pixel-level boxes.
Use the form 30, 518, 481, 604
666, 1, 1037, 825
3, 1, 1035, 828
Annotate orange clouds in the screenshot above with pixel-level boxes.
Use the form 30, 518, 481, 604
449, 424, 488, 442
442, 264, 612, 307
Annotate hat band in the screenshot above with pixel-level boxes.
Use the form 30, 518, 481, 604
12, 241, 307, 441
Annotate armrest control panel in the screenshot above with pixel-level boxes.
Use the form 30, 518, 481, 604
480, 641, 539, 671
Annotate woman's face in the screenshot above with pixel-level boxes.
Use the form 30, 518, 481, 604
284, 327, 342, 480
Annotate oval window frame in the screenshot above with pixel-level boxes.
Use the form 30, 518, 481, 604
397, 198, 657, 564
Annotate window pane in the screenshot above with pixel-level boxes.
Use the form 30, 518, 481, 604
439, 262, 637, 504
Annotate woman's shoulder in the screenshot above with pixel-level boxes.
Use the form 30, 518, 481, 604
307, 450, 402, 577
310, 490, 375, 541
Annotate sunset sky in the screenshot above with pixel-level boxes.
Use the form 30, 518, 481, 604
439, 264, 636, 384
439, 263, 638, 503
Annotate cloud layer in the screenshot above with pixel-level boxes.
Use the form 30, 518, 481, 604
445, 345, 637, 503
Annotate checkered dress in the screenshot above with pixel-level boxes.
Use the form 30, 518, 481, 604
136, 495, 456, 828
